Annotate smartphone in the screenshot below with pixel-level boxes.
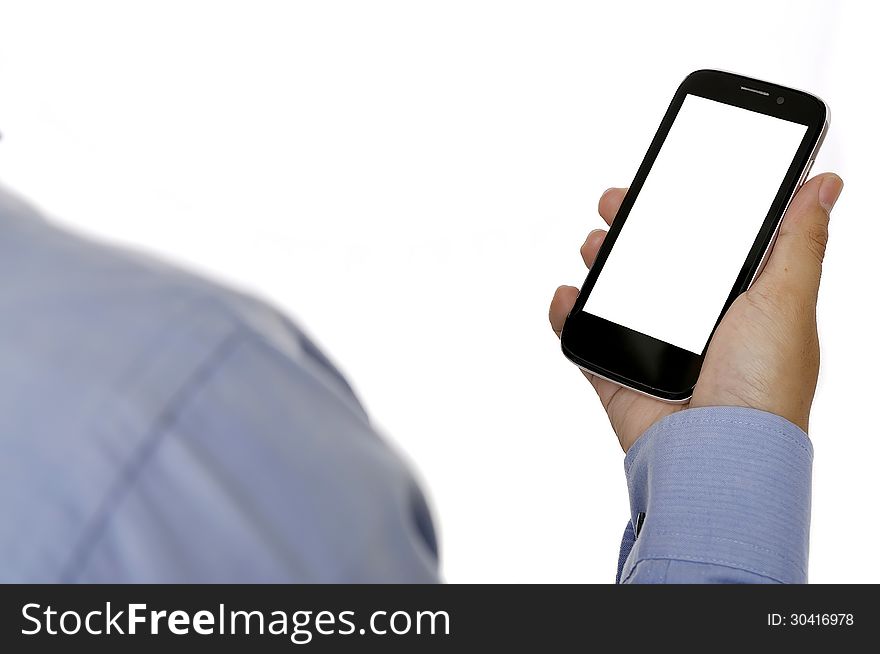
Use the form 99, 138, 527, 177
560, 69, 829, 402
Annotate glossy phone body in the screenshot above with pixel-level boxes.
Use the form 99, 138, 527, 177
561, 69, 829, 402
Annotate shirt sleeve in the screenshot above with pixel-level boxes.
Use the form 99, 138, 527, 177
618, 406, 813, 584
72, 324, 440, 583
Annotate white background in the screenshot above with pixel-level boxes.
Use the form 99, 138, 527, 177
0, 1, 876, 583
585, 95, 808, 354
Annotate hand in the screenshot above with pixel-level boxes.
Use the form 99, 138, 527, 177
550, 173, 844, 452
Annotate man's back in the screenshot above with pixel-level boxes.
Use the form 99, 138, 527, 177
0, 186, 438, 582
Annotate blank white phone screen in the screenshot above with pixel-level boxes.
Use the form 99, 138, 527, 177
583, 94, 808, 354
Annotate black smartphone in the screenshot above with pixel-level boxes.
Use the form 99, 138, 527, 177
560, 69, 829, 402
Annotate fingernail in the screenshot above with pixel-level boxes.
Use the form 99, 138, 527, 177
819, 174, 843, 213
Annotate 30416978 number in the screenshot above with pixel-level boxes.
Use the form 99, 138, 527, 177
768, 613, 854, 627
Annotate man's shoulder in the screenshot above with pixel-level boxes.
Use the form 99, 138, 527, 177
0, 184, 360, 448
0, 185, 311, 374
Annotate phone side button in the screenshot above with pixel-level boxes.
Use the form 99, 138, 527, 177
798, 159, 814, 188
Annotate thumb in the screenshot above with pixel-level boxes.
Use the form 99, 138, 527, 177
755, 172, 843, 301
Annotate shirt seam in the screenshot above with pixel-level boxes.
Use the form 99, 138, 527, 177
621, 555, 787, 584
58, 326, 246, 582
650, 530, 803, 567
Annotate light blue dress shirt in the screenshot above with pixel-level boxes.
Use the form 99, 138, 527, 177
0, 185, 811, 583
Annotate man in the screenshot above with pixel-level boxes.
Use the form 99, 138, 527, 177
0, 172, 842, 583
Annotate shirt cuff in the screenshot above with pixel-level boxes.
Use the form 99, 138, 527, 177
621, 406, 813, 584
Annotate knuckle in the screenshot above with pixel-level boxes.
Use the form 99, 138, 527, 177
803, 220, 830, 263
580, 241, 591, 259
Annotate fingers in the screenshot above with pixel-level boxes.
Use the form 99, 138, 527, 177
549, 285, 579, 337
551, 187, 626, 335
754, 173, 843, 303
580, 229, 607, 268
598, 187, 627, 226
581, 187, 625, 266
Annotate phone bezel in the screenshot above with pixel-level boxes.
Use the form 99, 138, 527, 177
560, 69, 828, 402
